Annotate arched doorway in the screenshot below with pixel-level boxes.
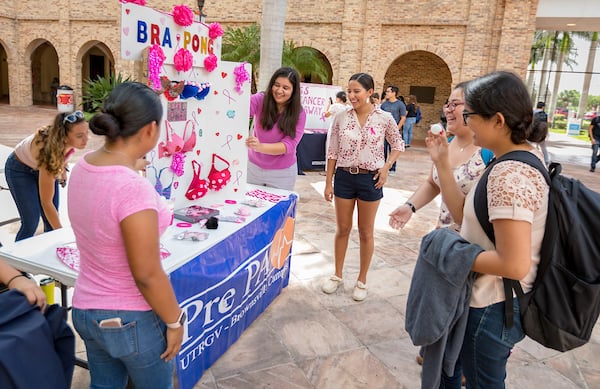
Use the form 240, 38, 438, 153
79, 42, 115, 111
0, 43, 8, 104
383, 51, 452, 140
30, 41, 59, 106
81, 42, 114, 83
290, 46, 332, 85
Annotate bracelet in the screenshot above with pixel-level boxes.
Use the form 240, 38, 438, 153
6, 274, 27, 288
405, 201, 416, 213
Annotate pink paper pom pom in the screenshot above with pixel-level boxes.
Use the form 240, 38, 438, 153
233, 62, 250, 94
208, 23, 224, 39
204, 54, 218, 72
148, 45, 166, 90
174, 48, 193, 72
173, 4, 194, 26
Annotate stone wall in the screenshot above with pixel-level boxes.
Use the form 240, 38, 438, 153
0, 0, 539, 138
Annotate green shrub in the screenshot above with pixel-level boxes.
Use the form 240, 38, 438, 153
82, 73, 131, 113
552, 115, 567, 130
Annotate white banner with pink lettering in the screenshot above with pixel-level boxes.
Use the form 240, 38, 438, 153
300, 83, 343, 131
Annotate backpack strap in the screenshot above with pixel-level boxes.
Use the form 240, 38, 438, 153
473, 150, 551, 328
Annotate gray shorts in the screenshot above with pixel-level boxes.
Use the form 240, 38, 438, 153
246, 161, 297, 191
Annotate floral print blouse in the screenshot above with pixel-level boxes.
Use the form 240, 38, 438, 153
327, 108, 404, 170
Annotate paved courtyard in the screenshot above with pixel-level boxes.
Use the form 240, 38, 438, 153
1, 104, 599, 388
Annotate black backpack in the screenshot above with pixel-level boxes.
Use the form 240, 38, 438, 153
474, 150, 600, 351
532, 110, 548, 132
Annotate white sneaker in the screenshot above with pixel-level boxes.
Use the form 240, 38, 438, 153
352, 281, 368, 301
322, 275, 343, 294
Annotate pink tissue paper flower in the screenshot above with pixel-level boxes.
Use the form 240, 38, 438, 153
174, 48, 193, 72
173, 4, 194, 26
208, 23, 224, 39
204, 54, 218, 72
234, 62, 250, 94
148, 45, 166, 90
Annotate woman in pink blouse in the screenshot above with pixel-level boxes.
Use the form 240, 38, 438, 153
245, 67, 306, 191
322, 73, 404, 301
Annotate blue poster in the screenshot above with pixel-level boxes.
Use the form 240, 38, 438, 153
171, 195, 297, 388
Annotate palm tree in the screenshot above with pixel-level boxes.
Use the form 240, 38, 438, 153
282, 41, 330, 83
527, 30, 548, 95
221, 25, 331, 93
537, 31, 557, 104
548, 32, 577, 121
575, 32, 599, 119
258, 0, 287, 91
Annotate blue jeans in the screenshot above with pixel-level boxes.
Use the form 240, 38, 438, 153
459, 300, 525, 389
591, 140, 600, 169
4, 152, 59, 241
404, 117, 417, 146
72, 308, 175, 389
384, 139, 396, 171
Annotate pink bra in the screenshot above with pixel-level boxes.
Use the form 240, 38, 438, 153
158, 120, 196, 158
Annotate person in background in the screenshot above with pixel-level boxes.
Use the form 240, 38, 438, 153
404, 94, 419, 147
246, 67, 306, 190
68, 82, 183, 388
451, 71, 549, 386
380, 85, 406, 173
324, 91, 350, 154
50, 77, 59, 105
371, 92, 380, 108
322, 73, 404, 301
533, 101, 550, 165
588, 111, 600, 172
4, 110, 88, 241
0, 259, 46, 310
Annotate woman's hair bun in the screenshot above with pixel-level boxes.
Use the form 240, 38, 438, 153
89, 112, 121, 140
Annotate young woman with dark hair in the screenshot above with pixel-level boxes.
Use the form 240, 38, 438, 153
4, 110, 88, 241
322, 72, 404, 301
245, 67, 306, 190
68, 82, 183, 388
448, 71, 549, 387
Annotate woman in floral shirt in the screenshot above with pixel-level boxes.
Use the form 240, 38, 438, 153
321, 72, 404, 301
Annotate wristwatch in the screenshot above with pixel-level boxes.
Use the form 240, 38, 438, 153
166, 310, 186, 329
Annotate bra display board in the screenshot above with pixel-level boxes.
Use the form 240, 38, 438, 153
120, 2, 250, 209
148, 60, 250, 208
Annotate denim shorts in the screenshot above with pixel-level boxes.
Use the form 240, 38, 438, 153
72, 308, 175, 389
334, 168, 383, 201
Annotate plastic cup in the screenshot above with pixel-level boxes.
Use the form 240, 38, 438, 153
39, 277, 55, 305
430, 123, 444, 135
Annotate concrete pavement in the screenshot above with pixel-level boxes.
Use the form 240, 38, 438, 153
1, 104, 599, 388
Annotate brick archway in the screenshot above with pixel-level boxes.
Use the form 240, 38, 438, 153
383, 50, 453, 141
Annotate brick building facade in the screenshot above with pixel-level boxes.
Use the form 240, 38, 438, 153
0, 0, 539, 139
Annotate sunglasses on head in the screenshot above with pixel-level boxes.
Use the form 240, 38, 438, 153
63, 111, 84, 124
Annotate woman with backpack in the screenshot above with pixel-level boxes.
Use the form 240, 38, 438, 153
452, 71, 549, 387
403, 94, 419, 147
